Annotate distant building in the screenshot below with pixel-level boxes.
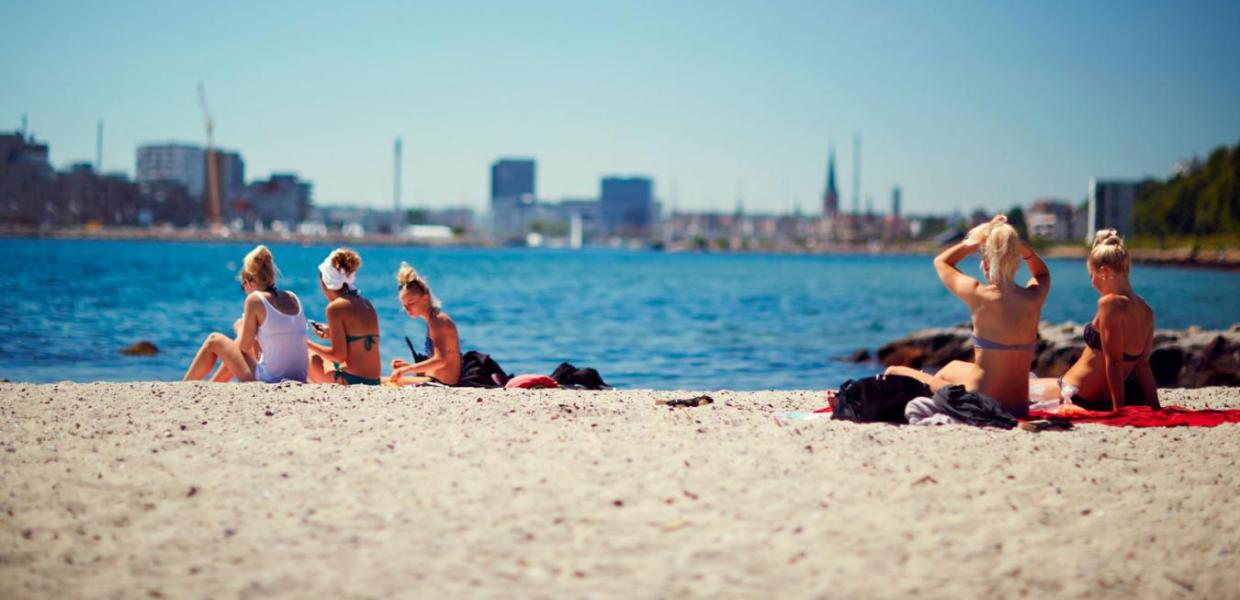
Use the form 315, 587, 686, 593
490, 158, 536, 239
56, 163, 147, 227
891, 186, 901, 219
0, 131, 54, 225
136, 144, 244, 206
822, 148, 839, 217
242, 173, 312, 227
1087, 179, 1138, 239
1027, 198, 1074, 241
136, 144, 206, 198
213, 150, 245, 200
600, 176, 654, 236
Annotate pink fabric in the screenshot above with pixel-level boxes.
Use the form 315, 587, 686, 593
1028, 405, 1240, 428
504, 374, 560, 390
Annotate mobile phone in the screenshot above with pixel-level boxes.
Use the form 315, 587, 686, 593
309, 320, 325, 332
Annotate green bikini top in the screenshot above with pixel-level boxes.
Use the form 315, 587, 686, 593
346, 333, 378, 351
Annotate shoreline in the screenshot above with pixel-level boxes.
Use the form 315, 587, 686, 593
3, 227, 1239, 270
3, 382, 1239, 597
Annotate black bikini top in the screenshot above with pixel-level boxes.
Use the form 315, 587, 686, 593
1083, 322, 1142, 361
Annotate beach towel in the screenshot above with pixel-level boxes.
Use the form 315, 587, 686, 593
505, 374, 559, 389
1027, 406, 1240, 428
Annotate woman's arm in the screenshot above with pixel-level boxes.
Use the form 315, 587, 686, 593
394, 320, 460, 375
1096, 296, 1128, 411
307, 302, 350, 364
236, 294, 263, 354
1020, 239, 1050, 294
933, 239, 982, 302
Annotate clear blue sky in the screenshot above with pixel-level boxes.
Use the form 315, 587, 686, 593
2, 0, 1238, 215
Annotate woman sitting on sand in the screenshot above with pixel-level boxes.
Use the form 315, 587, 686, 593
307, 248, 383, 385
884, 215, 1049, 415
388, 262, 461, 386
1041, 230, 1159, 411
183, 245, 308, 383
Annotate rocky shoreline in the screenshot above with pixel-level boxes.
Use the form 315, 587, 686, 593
851, 322, 1240, 387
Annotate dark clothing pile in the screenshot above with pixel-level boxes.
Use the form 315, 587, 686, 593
418, 347, 611, 391
929, 385, 1019, 429
830, 375, 1018, 429
831, 374, 931, 424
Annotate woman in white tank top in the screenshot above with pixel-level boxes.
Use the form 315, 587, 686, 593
183, 245, 309, 383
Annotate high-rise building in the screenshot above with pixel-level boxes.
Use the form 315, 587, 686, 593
600, 176, 654, 236
1087, 178, 1138, 239
136, 144, 205, 197
891, 186, 901, 219
137, 143, 244, 203
822, 147, 839, 217
490, 158, 536, 238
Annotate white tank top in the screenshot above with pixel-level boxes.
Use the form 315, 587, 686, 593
253, 292, 308, 383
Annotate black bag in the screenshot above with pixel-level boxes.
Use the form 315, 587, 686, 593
549, 362, 610, 390
831, 374, 931, 424
456, 351, 510, 388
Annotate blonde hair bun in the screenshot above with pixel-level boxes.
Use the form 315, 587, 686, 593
1089, 229, 1130, 275
239, 244, 277, 288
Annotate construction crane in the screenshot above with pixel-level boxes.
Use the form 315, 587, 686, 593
198, 82, 222, 226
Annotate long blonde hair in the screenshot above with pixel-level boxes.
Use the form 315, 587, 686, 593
396, 262, 441, 309
966, 216, 1021, 283
1088, 229, 1130, 276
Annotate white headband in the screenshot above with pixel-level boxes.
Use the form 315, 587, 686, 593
318, 258, 355, 291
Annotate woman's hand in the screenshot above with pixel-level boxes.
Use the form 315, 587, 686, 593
391, 358, 409, 370
310, 321, 330, 339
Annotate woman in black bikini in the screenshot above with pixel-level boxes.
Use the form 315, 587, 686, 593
388, 262, 461, 386
307, 248, 383, 385
883, 215, 1049, 415
1049, 230, 1159, 411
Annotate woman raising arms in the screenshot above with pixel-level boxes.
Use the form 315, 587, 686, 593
388, 262, 461, 386
886, 215, 1050, 415
307, 248, 383, 385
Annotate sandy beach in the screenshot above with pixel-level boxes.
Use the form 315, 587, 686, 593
2, 382, 1239, 598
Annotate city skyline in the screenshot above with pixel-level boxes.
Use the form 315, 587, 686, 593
2, 1, 1238, 215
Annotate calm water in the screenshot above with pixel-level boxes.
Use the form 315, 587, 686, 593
3, 239, 1238, 389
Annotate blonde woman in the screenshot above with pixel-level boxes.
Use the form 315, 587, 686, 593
1050, 230, 1159, 411
307, 248, 382, 385
389, 262, 461, 386
886, 215, 1050, 415
184, 245, 308, 383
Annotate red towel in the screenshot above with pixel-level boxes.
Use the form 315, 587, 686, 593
1027, 406, 1240, 428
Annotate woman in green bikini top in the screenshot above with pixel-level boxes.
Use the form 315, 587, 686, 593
307, 248, 383, 385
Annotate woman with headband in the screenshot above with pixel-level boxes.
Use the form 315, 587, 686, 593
307, 248, 383, 385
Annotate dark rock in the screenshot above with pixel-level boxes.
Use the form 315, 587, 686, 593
844, 348, 872, 362
872, 322, 1239, 388
121, 341, 159, 356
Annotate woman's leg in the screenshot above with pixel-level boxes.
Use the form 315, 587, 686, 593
307, 352, 338, 384
885, 365, 953, 393
184, 334, 222, 381
391, 373, 433, 387
205, 333, 256, 382
936, 360, 981, 387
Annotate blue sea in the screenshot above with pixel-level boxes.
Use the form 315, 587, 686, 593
4, 238, 1238, 389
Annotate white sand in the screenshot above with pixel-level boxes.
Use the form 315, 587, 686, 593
2, 382, 1239, 598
